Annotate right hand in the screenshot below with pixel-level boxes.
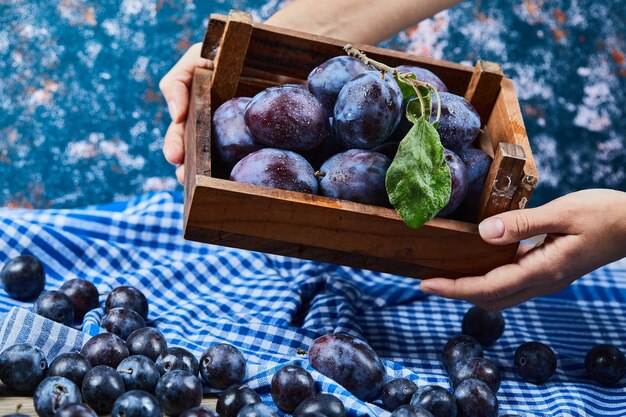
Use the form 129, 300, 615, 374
420, 189, 626, 310
159, 42, 212, 184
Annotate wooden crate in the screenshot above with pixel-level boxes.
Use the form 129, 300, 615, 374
183, 11, 538, 279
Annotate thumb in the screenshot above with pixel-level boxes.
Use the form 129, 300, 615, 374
478, 203, 568, 245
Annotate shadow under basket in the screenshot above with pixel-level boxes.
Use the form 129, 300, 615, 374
183, 11, 538, 279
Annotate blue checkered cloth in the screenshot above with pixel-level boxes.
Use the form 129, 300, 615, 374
1, 191, 625, 416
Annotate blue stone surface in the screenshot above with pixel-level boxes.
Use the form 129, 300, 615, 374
0, 0, 624, 208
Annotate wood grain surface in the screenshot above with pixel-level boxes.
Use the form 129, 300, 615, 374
0, 394, 218, 416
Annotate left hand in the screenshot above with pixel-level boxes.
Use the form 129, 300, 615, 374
419, 189, 626, 311
159, 43, 213, 184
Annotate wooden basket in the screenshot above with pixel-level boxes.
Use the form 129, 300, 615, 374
183, 11, 538, 279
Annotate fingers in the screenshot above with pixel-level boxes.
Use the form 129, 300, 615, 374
477, 202, 570, 245
474, 281, 568, 311
159, 43, 210, 123
420, 236, 577, 309
163, 122, 185, 165
175, 165, 185, 185
419, 261, 537, 305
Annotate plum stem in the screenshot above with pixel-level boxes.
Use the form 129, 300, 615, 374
343, 44, 441, 124
314, 171, 326, 178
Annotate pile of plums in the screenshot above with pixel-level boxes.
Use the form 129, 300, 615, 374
213, 55, 492, 221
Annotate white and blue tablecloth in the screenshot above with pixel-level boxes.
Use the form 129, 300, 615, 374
0, 191, 625, 416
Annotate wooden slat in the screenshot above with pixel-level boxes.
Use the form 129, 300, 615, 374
183, 68, 213, 230
210, 11, 254, 111
464, 60, 504, 126
477, 142, 527, 221
485, 78, 539, 211
205, 14, 474, 95
185, 177, 519, 278
0, 394, 218, 415
201, 14, 227, 60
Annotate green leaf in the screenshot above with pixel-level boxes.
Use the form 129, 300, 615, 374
385, 117, 451, 228
394, 73, 418, 100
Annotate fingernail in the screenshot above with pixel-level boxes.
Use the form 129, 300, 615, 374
167, 100, 178, 121
479, 217, 505, 239
419, 281, 441, 296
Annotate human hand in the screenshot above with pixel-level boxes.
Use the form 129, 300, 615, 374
159, 43, 212, 184
419, 189, 626, 311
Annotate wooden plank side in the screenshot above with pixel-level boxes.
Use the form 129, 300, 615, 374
464, 60, 504, 126
185, 177, 519, 277
0, 394, 219, 415
185, 227, 471, 279
485, 78, 538, 211
477, 142, 527, 221
201, 13, 227, 60
183, 68, 213, 230
205, 14, 474, 94
210, 11, 254, 111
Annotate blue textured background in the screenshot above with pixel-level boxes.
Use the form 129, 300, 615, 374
1, 0, 625, 208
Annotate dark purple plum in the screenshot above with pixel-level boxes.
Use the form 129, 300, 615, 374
292, 393, 345, 417
300, 118, 345, 170
308, 333, 385, 402
105, 286, 149, 319
388, 96, 417, 143
317, 149, 391, 206
81, 365, 125, 415
390, 405, 435, 417
430, 92, 481, 153
80, 332, 129, 368
461, 306, 505, 347
101, 307, 147, 340
0, 254, 45, 300
284, 83, 308, 90
307, 56, 370, 116
47, 352, 92, 387
212, 97, 263, 170
514, 341, 557, 384
230, 148, 318, 194
410, 385, 457, 417
156, 346, 199, 376
0, 344, 47, 392
216, 385, 261, 417
442, 335, 484, 374
155, 370, 203, 416
180, 407, 219, 417
54, 403, 98, 417
34, 291, 75, 325
244, 86, 328, 152
438, 149, 468, 218
381, 378, 418, 411
334, 71, 403, 149
59, 279, 99, 322
453, 379, 498, 417
116, 355, 160, 392
126, 327, 167, 361
270, 364, 316, 412
450, 357, 501, 393
585, 344, 626, 386
454, 148, 492, 221
237, 403, 279, 417
199, 343, 246, 389
111, 390, 162, 417
33, 376, 82, 417
396, 65, 449, 93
